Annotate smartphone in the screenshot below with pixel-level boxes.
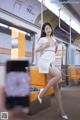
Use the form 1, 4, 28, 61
5, 60, 30, 110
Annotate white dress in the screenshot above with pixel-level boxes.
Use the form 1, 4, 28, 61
35, 37, 56, 73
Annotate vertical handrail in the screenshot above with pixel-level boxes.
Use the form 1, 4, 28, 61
41, 0, 44, 28
69, 18, 72, 44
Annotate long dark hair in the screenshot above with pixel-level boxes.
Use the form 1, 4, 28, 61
40, 22, 53, 38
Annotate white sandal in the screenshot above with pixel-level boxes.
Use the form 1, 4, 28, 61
38, 88, 44, 104
61, 114, 68, 120
57, 111, 68, 120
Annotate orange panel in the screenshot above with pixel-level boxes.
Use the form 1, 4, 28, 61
31, 84, 45, 89
30, 92, 39, 102
68, 67, 79, 80
18, 32, 25, 57
30, 67, 46, 86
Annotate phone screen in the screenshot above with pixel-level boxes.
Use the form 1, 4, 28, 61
5, 60, 30, 110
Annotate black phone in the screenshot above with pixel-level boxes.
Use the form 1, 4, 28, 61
5, 60, 30, 110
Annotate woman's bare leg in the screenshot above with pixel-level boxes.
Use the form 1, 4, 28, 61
39, 66, 61, 98
47, 73, 65, 114
54, 83, 65, 115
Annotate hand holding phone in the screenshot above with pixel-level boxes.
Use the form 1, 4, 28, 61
5, 60, 30, 110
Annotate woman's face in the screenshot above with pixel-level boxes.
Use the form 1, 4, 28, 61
44, 25, 52, 36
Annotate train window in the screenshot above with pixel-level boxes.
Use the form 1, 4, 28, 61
0, 28, 11, 65
74, 50, 80, 65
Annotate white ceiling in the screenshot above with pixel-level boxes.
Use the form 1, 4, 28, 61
51, 0, 80, 21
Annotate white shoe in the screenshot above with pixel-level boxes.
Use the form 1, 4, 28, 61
38, 88, 44, 104
61, 114, 68, 120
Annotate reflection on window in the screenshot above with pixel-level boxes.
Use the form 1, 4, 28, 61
0, 33, 11, 49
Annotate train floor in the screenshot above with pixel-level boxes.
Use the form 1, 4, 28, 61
6, 86, 80, 120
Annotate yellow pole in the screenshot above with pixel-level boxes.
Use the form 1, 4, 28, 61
18, 32, 25, 58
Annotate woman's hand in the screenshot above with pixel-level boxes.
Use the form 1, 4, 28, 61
36, 42, 50, 52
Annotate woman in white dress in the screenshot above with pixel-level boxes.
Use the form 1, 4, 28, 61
35, 22, 68, 120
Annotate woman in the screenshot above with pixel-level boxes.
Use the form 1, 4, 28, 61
35, 22, 68, 119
